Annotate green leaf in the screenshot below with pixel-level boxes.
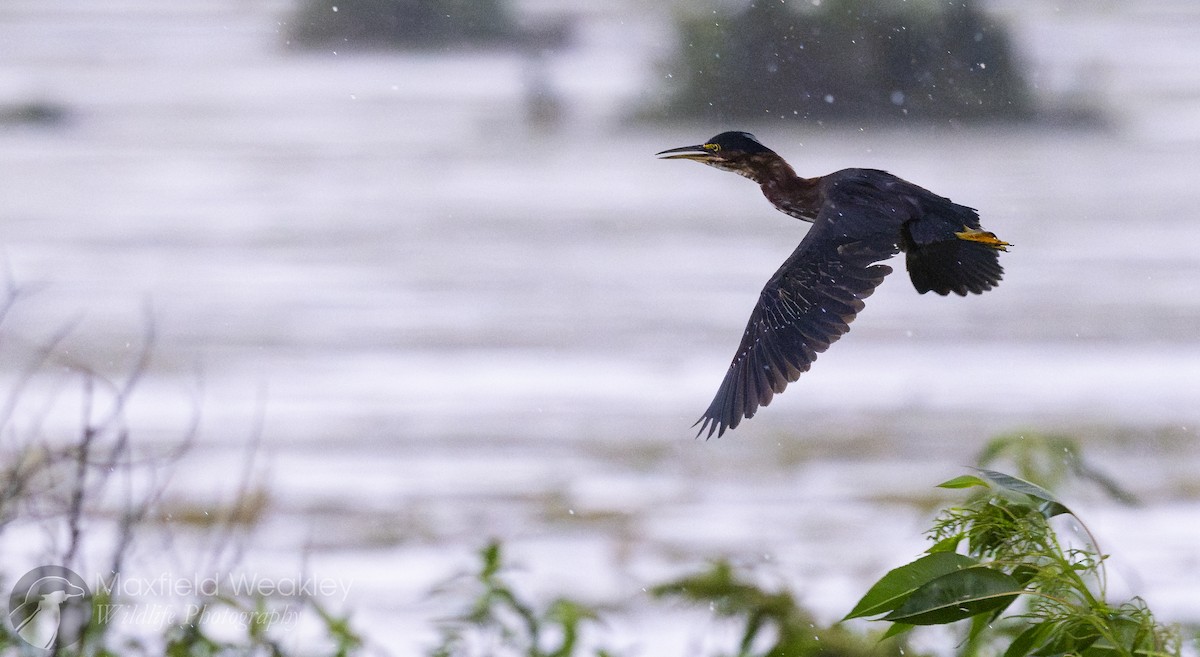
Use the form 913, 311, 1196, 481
1039, 500, 1072, 518
880, 622, 914, 641
974, 469, 1072, 516
1003, 622, 1055, 657
1010, 564, 1040, 586
938, 475, 988, 489
1081, 640, 1161, 657
1078, 613, 1157, 657
926, 535, 963, 554
1034, 621, 1100, 656
980, 564, 1038, 627
843, 552, 979, 620
881, 567, 1024, 626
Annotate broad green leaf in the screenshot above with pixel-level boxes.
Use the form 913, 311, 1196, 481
843, 552, 979, 620
926, 535, 963, 554
1003, 622, 1054, 657
981, 564, 1039, 627
882, 567, 1023, 626
938, 475, 988, 489
879, 622, 914, 641
974, 469, 1072, 516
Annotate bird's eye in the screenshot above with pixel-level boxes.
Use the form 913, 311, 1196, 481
704, 143, 721, 152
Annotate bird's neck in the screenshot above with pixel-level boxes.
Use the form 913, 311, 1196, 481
748, 157, 821, 222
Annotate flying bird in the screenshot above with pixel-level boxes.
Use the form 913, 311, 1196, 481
658, 131, 1010, 438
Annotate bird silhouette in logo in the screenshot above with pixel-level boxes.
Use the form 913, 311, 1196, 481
9, 575, 88, 649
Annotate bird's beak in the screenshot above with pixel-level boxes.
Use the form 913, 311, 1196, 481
655, 144, 718, 162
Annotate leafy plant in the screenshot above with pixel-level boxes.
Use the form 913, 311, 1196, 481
161, 594, 362, 657
427, 540, 612, 657
845, 469, 1179, 657
0, 281, 364, 657
652, 559, 913, 657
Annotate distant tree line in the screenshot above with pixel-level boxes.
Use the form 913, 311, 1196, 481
286, 0, 521, 50
285, 0, 1033, 124
656, 0, 1032, 123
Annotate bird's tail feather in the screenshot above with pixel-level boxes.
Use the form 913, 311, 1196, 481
906, 237, 1005, 296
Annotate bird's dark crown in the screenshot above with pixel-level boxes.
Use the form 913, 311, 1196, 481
704, 131, 774, 155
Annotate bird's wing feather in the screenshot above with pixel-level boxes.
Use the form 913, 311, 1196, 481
696, 197, 904, 438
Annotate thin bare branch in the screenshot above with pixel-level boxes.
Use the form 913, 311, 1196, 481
0, 316, 81, 437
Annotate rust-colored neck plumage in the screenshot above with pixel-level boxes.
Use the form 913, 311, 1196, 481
736, 153, 822, 222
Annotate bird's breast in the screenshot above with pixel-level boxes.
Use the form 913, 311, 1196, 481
770, 198, 819, 222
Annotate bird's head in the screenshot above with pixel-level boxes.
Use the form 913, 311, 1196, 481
656, 131, 778, 179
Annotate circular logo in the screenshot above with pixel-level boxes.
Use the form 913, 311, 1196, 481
7, 566, 92, 651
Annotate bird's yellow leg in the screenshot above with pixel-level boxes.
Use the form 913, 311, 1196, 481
955, 227, 1011, 251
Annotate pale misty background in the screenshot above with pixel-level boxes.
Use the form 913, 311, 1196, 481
1, 1, 1199, 654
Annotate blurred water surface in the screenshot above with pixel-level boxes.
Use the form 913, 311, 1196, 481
2, 1, 1200, 653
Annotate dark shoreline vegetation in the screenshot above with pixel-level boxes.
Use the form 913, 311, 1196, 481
0, 282, 1187, 657
284, 0, 1046, 126
652, 0, 1032, 124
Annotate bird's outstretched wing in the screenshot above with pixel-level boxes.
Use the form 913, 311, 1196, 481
695, 201, 903, 438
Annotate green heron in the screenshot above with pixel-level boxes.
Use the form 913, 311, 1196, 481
658, 131, 1009, 438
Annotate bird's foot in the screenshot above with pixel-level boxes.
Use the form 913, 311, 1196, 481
954, 227, 1011, 251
